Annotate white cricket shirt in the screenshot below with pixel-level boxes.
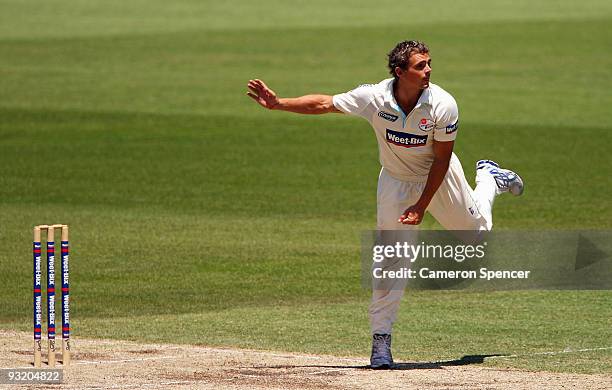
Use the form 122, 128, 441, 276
333, 78, 459, 181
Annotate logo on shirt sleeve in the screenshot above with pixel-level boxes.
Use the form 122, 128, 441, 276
386, 129, 428, 148
445, 120, 459, 134
378, 111, 399, 122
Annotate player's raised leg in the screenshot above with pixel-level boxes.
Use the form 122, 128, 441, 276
476, 159, 524, 196
428, 153, 523, 232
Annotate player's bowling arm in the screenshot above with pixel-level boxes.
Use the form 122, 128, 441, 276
417, 140, 454, 208
399, 140, 454, 224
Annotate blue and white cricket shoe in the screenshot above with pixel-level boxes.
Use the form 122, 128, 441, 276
477, 159, 524, 196
370, 334, 394, 369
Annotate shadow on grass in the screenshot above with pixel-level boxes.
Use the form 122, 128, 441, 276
251, 354, 505, 371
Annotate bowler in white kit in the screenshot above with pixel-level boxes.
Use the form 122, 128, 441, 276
247, 40, 523, 369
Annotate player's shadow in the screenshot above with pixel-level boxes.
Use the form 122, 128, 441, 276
253, 354, 504, 371
390, 354, 504, 370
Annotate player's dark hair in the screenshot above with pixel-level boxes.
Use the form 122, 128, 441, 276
388, 40, 429, 80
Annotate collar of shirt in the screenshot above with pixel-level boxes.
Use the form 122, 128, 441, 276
381, 78, 433, 128
383, 78, 433, 116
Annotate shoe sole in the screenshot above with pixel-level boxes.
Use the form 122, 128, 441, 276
370, 363, 393, 369
510, 174, 524, 196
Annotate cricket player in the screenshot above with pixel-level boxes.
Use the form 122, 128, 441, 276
247, 40, 523, 369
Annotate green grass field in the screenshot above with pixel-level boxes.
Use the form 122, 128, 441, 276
1, 0, 611, 374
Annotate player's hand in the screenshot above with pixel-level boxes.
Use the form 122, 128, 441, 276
247, 79, 280, 109
398, 204, 425, 225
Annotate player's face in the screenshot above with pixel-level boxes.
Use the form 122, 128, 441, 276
397, 52, 431, 90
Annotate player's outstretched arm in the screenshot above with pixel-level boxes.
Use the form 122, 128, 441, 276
247, 79, 341, 114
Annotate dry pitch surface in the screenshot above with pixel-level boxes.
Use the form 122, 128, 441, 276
1, 330, 610, 389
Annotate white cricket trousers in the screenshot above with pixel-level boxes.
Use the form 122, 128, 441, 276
369, 152, 497, 335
